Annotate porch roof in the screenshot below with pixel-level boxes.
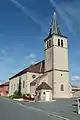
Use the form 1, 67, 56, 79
36, 82, 52, 90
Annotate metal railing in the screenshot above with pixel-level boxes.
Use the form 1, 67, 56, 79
72, 97, 80, 114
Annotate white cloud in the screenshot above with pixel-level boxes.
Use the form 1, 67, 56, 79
71, 76, 80, 81
25, 53, 36, 59
1, 49, 5, 54
49, 0, 75, 36
1, 47, 9, 54
25, 53, 37, 65
30, 61, 37, 65
29, 53, 36, 58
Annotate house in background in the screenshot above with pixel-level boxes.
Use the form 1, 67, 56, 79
0, 81, 9, 96
9, 11, 72, 101
71, 84, 80, 98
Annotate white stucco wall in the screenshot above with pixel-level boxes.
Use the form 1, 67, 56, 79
47, 71, 52, 88
9, 72, 42, 96
53, 70, 69, 98
45, 35, 68, 71
9, 76, 19, 96
37, 89, 52, 101
53, 35, 68, 70
38, 74, 48, 86
44, 34, 69, 98
45, 47, 52, 71
9, 73, 27, 96
30, 85, 36, 95
30, 74, 48, 95
53, 35, 67, 48
53, 46, 68, 70
20, 73, 27, 94
26, 72, 42, 94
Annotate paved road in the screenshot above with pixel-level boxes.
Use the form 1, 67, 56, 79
20, 99, 80, 120
1, 97, 80, 120
0, 97, 61, 120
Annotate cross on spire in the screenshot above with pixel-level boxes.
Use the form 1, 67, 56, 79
49, 10, 61, 36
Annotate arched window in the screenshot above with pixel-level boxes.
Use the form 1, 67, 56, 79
61, 40, 63, 47
43, 92, 45, 95
60, 84, 64, 91
49, 40, 51, 47
32, 74, 36, 79
58, 39, 60, 46
47, 40, 51, 48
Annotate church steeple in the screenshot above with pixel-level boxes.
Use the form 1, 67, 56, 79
49, 11, 61, 36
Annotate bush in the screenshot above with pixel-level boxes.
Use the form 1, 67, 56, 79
8, 95, 14, 99
11, 90, 22, 99
14, 91, 19, 96
18, 78, 22, 96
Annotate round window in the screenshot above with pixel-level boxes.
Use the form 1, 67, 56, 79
43, 92, 45, 95
32, 74, 36, 78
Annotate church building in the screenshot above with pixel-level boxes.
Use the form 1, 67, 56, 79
9, 11, 72, 101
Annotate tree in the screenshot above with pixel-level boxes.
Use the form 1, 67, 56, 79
18, 77, 22, 96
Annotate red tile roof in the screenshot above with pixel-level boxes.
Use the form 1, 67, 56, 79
36, 82, 52, 90
9, 60, 45, 80
0, 81, 9, 86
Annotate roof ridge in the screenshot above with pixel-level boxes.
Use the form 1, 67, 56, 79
9, 60, 45, 80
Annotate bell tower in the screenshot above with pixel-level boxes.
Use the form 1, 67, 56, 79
44, 11, 69, 98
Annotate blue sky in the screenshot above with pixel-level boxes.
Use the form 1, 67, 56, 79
0, 0, 80, 85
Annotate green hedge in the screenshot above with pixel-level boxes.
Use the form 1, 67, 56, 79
9, 90, 22, 99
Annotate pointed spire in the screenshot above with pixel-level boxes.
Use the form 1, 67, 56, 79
49, 10, 61, 36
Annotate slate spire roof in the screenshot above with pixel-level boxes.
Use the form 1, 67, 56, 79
49, 11, 61, 36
